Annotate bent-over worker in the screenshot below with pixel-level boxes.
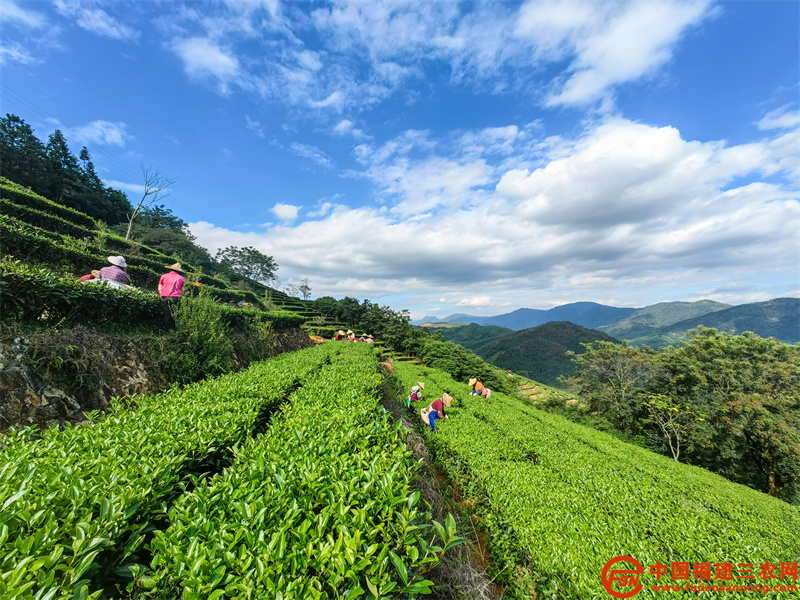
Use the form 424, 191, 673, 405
425, 392, 452, 432
406, 381, 425, 408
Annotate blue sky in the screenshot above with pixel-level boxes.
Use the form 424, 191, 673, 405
2, 0, 798, 319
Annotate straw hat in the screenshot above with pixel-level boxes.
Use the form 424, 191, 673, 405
442, 392, 453, 406
91, 270, 100, 276
417, 382, 425, 390
164, 262, 185, 273
107, 255, 127, 268
346, 330, 353, 334
338, 330, 345, 335
468, 378, 477, 386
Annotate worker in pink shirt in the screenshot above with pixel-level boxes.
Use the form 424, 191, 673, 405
158, 262, 185, 329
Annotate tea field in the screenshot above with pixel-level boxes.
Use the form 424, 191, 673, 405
391, 361, 800, 599
2, 342, 798, 599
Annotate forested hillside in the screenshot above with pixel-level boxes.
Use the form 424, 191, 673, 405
568, 327, 800, 504
430, 321, 619, 387
421, 322, 511, 351
651, 297, 800, 345
596, 299, 731, 344
473, 321, 619, 386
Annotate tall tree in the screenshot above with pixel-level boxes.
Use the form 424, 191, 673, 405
568, 341, 659, 431
215, 246, 278, 284
656, 328, 800, 501
125, 164, 174, 240
0, 114, 46, 189
44, 129, 82, 208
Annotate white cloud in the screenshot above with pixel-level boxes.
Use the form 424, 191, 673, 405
0, 0, 46, 28
103, 179, 145, 196
308, 202, 333, 218
758, 105, 800, 131
457, 296, 493, 307
171, 37, 240, 91
271, 203, 299, 222
144, 1, 716, 115
0, 43, 38, 65
190, 117, 798, 313
333, 119, 367, 138
539, 0, 712, 106
72, 120, 129, 146
289, 142, 335, 169
245, 115, 266, 138
54, 0, 138, 41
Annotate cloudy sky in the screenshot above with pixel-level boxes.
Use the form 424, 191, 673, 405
2, 0, 798, 318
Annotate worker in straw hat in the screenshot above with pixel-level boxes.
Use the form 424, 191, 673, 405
421, 392, 453, 432
468, 378, 491, 398
158, 262, 185, 329
97, 255, 131, 284
406, 381, 425, 408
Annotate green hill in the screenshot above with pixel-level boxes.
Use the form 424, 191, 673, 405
597, 299, 730, 343
464, 321, 620, 387
654, 297, 800, 344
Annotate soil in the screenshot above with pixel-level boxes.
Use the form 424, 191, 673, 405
379, 367, 502, 600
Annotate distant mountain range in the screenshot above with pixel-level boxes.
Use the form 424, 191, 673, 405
424, 298, 799, 388
416, 298, 799, 347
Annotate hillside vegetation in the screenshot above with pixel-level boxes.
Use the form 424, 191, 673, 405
596, 299, 731, 344
568, 328, 800, 503
430, 321, 619, 387
420, 323, 512, 351
0, 344, 464, 599
647, 297, 800, 346
391, 358, 800, 599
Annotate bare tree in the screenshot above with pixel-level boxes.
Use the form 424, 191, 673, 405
283, 283, 299, 298
125, 164, 175, 241
299, 278, 312, 300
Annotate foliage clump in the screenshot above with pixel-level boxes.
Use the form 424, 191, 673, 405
568, 327, 800, 503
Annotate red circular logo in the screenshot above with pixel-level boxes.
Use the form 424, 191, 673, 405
601, 556, 644, 598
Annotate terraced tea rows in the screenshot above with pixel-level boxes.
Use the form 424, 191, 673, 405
0, 344, 460, 599
391, 360, 800, 599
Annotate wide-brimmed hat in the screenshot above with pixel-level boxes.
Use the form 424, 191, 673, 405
338, 330, 345, 335
417, 382, 425, 390
468, 378, 477, 386
164, 262, 185, 273
107, 255, 127, 268
346, 330, 353, 334
442, 392, 453, 406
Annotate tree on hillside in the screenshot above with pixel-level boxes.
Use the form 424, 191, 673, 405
643, 393, 703, 461
125, 165, 175, 240
215, 245, 278, 284
654, 327, 800, 501
138, 204, 189, 232
299, 278, 311, 300
568, 341, 659, 431
0, 114, 46, 189
77, 146, 131, 224
44, 129, 82, 208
